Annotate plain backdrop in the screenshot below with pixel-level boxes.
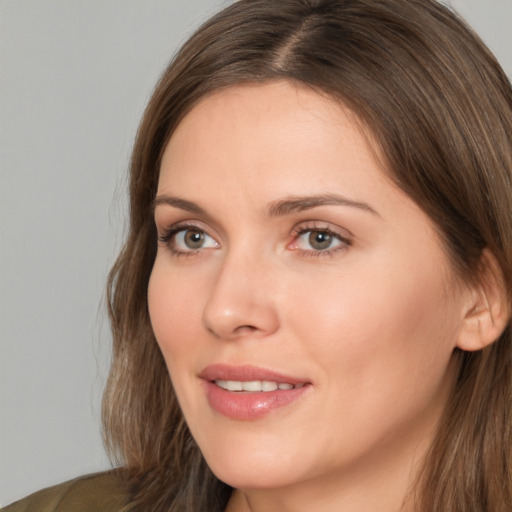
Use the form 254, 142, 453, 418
1, 0, 511, 506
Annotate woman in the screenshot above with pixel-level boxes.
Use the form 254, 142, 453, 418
4, 0, 512, 511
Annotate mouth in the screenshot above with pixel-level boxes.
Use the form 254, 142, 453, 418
199, 364, 311, 420
214, 380, 305, 392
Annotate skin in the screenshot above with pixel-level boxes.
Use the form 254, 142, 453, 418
148, 81, 475, 512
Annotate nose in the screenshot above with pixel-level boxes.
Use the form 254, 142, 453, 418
202, 250, 280, 340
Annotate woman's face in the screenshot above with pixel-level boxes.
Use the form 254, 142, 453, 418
149, 81, 469, 501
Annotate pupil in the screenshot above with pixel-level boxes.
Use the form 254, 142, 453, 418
309, 231, 332, 250
185, 230, 204, 249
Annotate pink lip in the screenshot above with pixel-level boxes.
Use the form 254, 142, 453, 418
199, 364, 311, 420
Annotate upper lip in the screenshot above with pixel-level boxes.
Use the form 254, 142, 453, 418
199, 364, 308, 385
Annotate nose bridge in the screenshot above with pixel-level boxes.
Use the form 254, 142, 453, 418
202, 242, 279, 340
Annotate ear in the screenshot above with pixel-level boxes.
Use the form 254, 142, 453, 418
456, 249, 510, 352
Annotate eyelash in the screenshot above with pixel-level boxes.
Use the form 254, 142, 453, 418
158, 223, 213, 257
290, 223, 352, 258
157, 222, 352, 258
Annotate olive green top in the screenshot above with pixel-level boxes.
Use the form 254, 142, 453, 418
2, 472, 129, 512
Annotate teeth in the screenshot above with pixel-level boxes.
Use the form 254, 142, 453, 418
226, 380, 243, 391
243, 380, 262, 392
261, 381, 278, 391
214, 380, 302, 392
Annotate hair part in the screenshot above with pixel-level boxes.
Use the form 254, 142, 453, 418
103, 1, 512, 510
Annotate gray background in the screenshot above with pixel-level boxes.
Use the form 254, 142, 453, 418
1, 0, 511, 506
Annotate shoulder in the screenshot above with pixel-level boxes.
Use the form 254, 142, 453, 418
1, 471, 129, 512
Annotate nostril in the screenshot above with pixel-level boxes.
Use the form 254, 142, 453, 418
234, 325, 258, 334
206, 323, 259, 339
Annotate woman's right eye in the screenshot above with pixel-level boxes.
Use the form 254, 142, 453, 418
159, 226, 219, 254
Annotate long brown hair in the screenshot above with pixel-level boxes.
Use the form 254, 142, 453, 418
103, 0, 512, 510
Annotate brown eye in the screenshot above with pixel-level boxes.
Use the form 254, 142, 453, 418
290, 226, 349, 255
168, 227, 219, 253
184, 229, 205, 249
308, 231, 333, 250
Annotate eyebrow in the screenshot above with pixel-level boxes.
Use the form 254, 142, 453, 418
152, 193, 379, 217
153, 195, 207, 215
267, 194, 380, 217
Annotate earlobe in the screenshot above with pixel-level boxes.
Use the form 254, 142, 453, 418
456, 249, 510, 352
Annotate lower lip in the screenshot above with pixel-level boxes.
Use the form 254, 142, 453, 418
203, 381, 310, 420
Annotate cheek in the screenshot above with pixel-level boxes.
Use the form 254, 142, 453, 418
280, 260, 459, 460
148, 262, 204, 362
147, 262, 210, 427
287, 253, 459, 398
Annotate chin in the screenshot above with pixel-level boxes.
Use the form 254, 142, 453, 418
212, 466, 300, 491
203, 443, 308, 490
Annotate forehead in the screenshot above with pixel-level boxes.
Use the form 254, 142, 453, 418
159, 81, 386, 196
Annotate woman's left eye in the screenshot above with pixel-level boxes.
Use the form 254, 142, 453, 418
290, 227, 350, 255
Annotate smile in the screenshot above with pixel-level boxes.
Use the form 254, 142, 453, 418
200, 365, 311, 420
214, 380, 305, 392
